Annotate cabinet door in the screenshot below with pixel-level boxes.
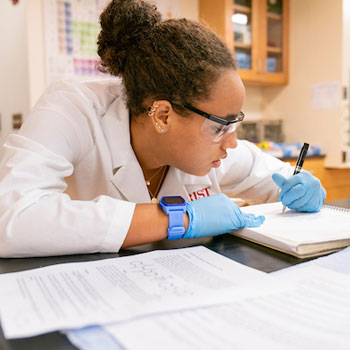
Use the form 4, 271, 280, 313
232, 0, 258, 81
233, 0, 289, 85
260, 0, 289, 84
199, 0, 289, 85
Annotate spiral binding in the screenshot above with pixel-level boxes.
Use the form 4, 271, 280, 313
323, 205, 350, 213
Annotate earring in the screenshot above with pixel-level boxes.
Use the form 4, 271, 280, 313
149, 102, 165, 133
155, 122, 165, 133
148, 102, 159, 117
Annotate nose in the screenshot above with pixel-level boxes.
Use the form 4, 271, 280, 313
220, 132, 238, 150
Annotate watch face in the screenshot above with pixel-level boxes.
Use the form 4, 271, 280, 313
163, 196, 185, 205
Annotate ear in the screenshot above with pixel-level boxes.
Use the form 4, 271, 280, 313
148, 100, 173, 134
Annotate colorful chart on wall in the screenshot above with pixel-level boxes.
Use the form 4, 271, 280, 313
43, 0, 180, 86
44, 0, 110, 85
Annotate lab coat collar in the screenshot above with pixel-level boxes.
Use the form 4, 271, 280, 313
101, 93, 150, 203
110, 153, 151, 203
101, 92, 131, 170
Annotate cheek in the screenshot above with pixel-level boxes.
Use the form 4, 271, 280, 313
171, 138, 218, 174
169, 120, 203, 150
166, 118, 219, 173
180, 130, 211, 158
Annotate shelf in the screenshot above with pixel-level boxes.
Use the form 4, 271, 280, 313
267, 12, 282, 20
267, 46, 282, 53
234, 4, 251, 14
234, 42, 252, 50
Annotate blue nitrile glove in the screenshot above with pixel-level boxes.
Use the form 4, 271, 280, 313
272, 171, 326, 212
184, 193, 265, 239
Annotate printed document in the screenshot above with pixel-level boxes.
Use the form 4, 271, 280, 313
0, 246, 270, 339
104, 266, 350, 350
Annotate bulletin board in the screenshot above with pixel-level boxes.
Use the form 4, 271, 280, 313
43, 0, 180, 86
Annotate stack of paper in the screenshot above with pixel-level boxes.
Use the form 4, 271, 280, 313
68, 248, 350, 350
1, 246, 350, 350
0, 246, 272, 339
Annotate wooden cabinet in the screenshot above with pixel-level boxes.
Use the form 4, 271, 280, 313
199, 0, 289, 85
287, 157, 350, 202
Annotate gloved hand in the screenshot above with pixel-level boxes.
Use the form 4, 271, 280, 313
272, 171, 326, 212
184, 193, 265, 239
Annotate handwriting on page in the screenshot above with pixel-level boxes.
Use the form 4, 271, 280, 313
128, 260, 194, 297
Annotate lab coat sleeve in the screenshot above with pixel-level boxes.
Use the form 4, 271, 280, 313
216, 140, 294, 204
0, 81, 135, 258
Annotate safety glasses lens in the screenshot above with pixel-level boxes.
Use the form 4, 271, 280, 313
201, 118, 242, 141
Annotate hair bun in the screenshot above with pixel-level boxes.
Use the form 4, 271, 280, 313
98, 0, 161, 76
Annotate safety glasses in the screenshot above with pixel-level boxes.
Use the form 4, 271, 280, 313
171, 102, 245, 142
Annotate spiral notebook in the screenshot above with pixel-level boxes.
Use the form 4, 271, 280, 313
232, 202, 350, 258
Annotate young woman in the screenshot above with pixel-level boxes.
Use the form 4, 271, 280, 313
0, 0, 325, 257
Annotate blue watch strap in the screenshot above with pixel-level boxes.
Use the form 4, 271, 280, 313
167, 210, 185, 240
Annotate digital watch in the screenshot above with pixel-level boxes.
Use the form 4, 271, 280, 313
159, 196, 187, 240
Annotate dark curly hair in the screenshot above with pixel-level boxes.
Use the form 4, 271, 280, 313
97, 0, 236, 116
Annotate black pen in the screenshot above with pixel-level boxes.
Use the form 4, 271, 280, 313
282, 142, 309, 213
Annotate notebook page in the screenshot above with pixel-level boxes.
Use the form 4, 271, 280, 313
240, 202, 350, 244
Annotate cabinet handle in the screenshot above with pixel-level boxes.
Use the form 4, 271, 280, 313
258, 59, 263, 73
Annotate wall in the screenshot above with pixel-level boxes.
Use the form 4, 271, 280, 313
343, 0, 350, 147
0, 0, 30, 149
180, 0, 198, 20
261, 0, 344, 167
26, 0, 46, 109
342, 0, 350, 155
343, 0, 350, 86
243, 85, 264, 121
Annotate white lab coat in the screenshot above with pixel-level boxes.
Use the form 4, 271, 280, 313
0, 79, 293, 257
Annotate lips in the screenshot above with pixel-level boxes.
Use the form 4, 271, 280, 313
214, 154, 227, 162
211, 154, 227, 168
